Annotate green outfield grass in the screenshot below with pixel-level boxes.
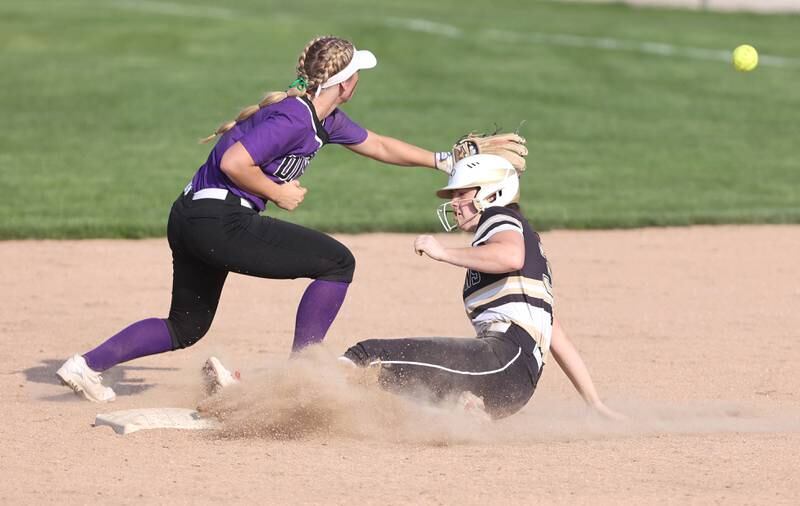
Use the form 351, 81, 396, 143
1, 0, 798, 238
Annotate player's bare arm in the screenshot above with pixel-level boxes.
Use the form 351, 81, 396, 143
345, 130, 436, 169
414, 231, 525, 273
550, 318, 626, 421
220, 141, 307, 211
346, 130, 528, 175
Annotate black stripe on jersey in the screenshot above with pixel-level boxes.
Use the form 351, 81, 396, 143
468, 293, 553, 320
472, 219, 523, 246
299, 96, 330, 145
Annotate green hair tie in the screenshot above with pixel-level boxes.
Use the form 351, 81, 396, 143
289, 77, 308, 90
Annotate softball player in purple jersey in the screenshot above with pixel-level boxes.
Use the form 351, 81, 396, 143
57, 36, 460, 403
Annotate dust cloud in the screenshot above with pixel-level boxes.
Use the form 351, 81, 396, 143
198, 346, 800, 444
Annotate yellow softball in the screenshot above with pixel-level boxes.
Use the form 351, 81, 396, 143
733, 44, 758, 72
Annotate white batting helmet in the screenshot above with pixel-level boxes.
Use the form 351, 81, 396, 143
435, 154, 520, 231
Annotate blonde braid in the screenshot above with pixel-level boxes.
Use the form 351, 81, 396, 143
314, 46, 353, 93
296, 35, 329, 82
298, 37, 354, 96
200, 35, 355, 144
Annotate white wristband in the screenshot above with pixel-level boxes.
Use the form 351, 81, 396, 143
434, 151, 454, 175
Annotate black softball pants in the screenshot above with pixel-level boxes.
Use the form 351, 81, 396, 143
343, 324, 543, 419
164, 192, 355, 349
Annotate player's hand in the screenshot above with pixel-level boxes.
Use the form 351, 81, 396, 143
414, 235, 448, 261
591, 401, 628, 422
274, 180, 307, 211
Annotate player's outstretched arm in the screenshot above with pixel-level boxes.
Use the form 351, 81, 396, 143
550, 318, 626, 421
345, 131, 444, 172
346, 129, 528, 176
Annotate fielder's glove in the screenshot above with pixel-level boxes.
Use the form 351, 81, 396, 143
435, 131, 528, 175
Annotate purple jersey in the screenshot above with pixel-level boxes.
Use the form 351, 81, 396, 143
190, 96, 367, 211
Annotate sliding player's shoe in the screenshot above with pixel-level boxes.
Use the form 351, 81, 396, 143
457, 391, 491, 422
202, 356, 240, 395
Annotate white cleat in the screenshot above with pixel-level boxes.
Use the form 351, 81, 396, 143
202, 356, 240, 395
56, 354, 116, 403
336, 356, 357, 368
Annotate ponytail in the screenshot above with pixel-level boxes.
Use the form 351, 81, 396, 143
199, 87, 304, 144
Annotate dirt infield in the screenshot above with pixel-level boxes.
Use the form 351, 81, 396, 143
2, 227, 799, 504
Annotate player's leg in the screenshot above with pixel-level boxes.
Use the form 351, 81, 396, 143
240, 217, 356, 354
343, 337, 489, 406
57, 197, 229, 401
85, 197, 230, 358
188, 204, 355, 352
76, 252, 226, 366
343, 332, 541, 418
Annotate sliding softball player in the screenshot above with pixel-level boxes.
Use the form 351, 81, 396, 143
342, 154, 621, 419
56, 35, 528, 403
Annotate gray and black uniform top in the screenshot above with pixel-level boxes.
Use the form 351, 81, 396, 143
344, 205, 554, 419
463, 205, 554, 365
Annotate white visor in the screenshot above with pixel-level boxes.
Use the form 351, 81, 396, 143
315, 48, 377, 97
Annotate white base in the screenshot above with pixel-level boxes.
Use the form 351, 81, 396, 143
94, 408, 219, 435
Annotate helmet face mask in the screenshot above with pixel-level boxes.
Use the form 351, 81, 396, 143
436, 201, 459, 232
435, 154, 520, 232
436, 194, 480, 232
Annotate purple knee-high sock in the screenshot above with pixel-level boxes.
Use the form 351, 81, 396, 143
83, 318, 173, 372
292, 280, 349, 352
